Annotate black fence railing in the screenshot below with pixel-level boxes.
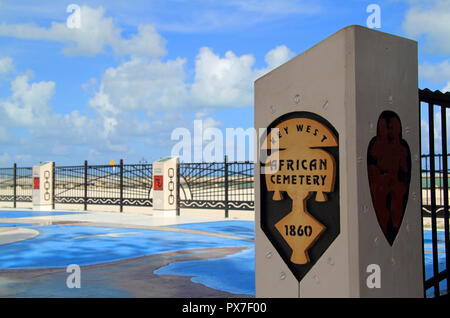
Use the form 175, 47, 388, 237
421, 153, 450, 218
122, 163, 153, 207
0, 165, 33, 205
419, 88, 450, 298
54, 160, 153, 211
54, 164, 86, 206
177, 158, 254, 217
0, 159, 255, 214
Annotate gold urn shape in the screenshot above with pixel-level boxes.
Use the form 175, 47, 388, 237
262, 117, 338, 264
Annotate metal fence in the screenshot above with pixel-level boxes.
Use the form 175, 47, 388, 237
0, 164, 33, 206
177, 158, 254, 217
419, 88, 450, 298
54, 160, 153, 211
0, 159, 254, 214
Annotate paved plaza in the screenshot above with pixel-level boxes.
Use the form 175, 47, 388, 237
0, 208, 255, 297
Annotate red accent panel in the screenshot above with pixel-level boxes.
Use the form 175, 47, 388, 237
33, 177, 40, 189
367, 111, 411, 246
154, 176, 163, 190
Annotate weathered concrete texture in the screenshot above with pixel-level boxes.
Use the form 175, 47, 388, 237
0, 247, 253, 298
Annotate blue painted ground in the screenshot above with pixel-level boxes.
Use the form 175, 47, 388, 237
0, 223, 253, 270
156, 221, 255, 294
423, 230, 448, 297
0, 222, 34, 227
154, 245, 254, 295
0, 214, 447, 297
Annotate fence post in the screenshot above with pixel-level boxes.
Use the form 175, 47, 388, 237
440, 108, 450, 291
120, 159, 123, 213
52, 162, 55, 210
84, 160, 88, 211
13, 163, 16, 208
176, 162, 180, 216
224, 155, 229, 218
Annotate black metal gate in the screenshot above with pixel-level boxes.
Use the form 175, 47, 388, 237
54, 161, 153, 211
419, 88, 450, 297
177, 157, 254, 217
0, 165, 32, 206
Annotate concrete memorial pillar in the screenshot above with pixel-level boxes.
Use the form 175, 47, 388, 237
254, 25, 423, 297
152, 156, 178, 217
32, 161, 54, 211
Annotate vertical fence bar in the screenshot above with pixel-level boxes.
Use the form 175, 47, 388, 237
52, 162, 55, 210
419, 98, 426, 298
428, 102, 440, 297
13, 163, 16, 208
176, 162, 180, 216
224, 155, 229, 218
442, 107, 450, 289
84, 160, 88, 211
120, 159, 123, 213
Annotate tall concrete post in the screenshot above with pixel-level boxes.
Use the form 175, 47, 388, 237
32, 161, 54, 211
255, 25, 423, 297
152, 157, 178, 217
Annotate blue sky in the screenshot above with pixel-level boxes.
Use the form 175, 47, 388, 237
0, 0, 449, 166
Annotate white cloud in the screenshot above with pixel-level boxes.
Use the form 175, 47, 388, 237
191, 47, 257, 108
420, 60, 450, 83
89, 56, 188, 121
191, 45, 294, 108
87, 44, 294, 121
0, 56, 13, 75
403, 0, 450, 55
83, 44, 295, 148
264, 45, 295, 70
0, 68, 129, 158
0, 74, 55, 127
0, 6, 166, 58
0, 40, 295, 164
443, 82, 450, 93
112, 24, 167, 58
195, 112, 223, 130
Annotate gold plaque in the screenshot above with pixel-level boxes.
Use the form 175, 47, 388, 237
260, 112, 339, 279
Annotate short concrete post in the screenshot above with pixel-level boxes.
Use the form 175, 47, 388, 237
152, 157, 179, 217
32, 161, 54, 211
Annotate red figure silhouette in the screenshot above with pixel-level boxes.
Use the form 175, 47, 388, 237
367, 111, 411, 245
